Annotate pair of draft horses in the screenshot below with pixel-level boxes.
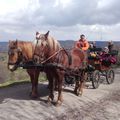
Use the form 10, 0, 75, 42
8, 31, 87, 106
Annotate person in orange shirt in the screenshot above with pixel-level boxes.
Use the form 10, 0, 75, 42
75, 34, 89, 69
75, 34, 89, 51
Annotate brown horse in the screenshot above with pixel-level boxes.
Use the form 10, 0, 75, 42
34, 31, 87, 106
8, 40, 40, 98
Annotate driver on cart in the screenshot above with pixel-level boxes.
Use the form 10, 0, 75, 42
75, 34, 89, 69
75, 34, 89, 51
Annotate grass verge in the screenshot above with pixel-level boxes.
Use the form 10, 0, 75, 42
0, 73, 47, 88
0, 79, 30, 88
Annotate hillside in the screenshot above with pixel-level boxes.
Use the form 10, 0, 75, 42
0, 42, 8, 52
1, 41, 120, 52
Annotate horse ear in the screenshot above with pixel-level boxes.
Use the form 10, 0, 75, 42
14, 39, 18, 46
45, 31, 50, 39
36, 31, 39, 35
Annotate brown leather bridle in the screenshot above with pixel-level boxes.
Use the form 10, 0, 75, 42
8, 47, 23, 65
33, 36, 66, 64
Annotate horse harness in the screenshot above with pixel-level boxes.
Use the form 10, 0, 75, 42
8, 47, 23, 65
32, 38, 72, 65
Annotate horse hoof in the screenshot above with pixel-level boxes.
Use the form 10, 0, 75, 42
76, 92, 80, 96
46, 97, 53, 105
47, 97, 53, 102
46, 100, 52, 105
30, 94, 38, 99
55, 101, 62, 107
84, 85, 89, 89
30, 95, 38, 99
79, 92, 83, 96
74, 90, 80, 96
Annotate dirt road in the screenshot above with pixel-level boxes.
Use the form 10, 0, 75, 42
0, 68, 120, 120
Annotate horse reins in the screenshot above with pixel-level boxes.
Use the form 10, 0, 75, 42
32, 35, 73, 67
40, 48, 64, 64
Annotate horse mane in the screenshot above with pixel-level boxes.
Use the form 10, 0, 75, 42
17, 41, 32, 44
47, 36, 61, 52
34, 35, 61, 53
16, 40, 34, 61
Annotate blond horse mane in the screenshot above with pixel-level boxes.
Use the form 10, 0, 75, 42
33, 33, 61, 53
47, 36, 61, 52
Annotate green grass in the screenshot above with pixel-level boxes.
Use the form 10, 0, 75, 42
0, 79, 30, 88
0, 74, 47, 88
0, 53, 47, 87
0, 68, 47, 88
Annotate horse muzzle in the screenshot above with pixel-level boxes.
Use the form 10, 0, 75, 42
8, 63, 18, 72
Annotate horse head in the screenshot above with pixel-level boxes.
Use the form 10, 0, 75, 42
33, 31, 50, 63
8, 40, 22, 71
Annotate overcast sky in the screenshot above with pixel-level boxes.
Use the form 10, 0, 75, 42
0, 0, 120, 41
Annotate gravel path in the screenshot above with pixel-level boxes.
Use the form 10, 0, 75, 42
0, 69, 120, 120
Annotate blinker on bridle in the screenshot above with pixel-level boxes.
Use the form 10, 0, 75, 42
8, 47, 23, 65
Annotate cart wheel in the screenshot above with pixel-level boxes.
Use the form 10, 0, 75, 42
106, 69, 115, 84
64, 76, 75, 84
91, 70, 100, 89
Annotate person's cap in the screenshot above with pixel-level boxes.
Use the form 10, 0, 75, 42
108, 40, 113, 43
104, 46, 108, 49
103, 47, 109, 51
80, 34, 85, 37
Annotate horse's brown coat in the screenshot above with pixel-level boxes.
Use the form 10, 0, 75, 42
8, 32, 87, 106
8, 40, 40, 98
34, 31, 87, 105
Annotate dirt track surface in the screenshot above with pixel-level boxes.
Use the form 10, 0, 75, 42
0, 69, 120, 120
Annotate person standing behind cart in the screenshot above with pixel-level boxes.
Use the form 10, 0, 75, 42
108, 40, 114, 53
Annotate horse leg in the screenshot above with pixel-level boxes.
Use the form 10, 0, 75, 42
27, 69, 34, 96
74, 76, 80, 96
47, 78, 57, 91
84, 72, 88, 88
79, 71, 86, 96
31, 70, 39, 98
27, 69, 40, 98
79, 81, 84, 96
46, 72, 54, 103
56, 72, 64, 106
54, 78, 58, 91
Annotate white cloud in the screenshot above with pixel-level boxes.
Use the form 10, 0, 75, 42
97, 0, 114, 9
0, 0, 29, 15
0, 0, 120, 41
